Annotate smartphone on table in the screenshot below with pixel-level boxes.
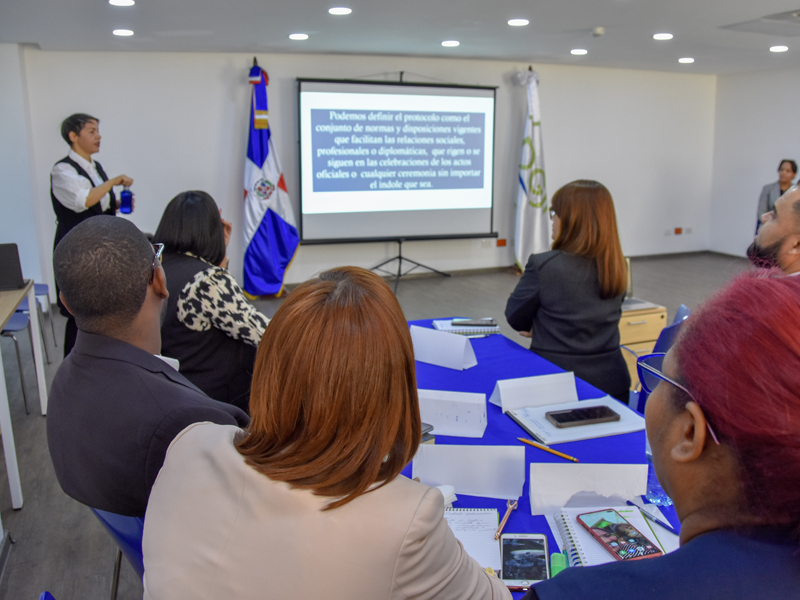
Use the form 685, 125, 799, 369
576, 509, 662, 561
500, 533, 549, 591
545, 405, 620, 428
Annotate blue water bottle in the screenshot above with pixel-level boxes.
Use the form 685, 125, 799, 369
120, 186, 133, 214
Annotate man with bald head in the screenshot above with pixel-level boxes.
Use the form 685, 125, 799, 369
747, 185, 800, 275
48, 216, 249, 517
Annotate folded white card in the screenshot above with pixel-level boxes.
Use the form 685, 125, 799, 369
413, 444, 525, 500
528, 462, 647, 515
418, 389, 487, 438
488, 372, 577, 413
410, 325, 478, 370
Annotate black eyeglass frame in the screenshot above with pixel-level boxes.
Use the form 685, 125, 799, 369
636, 352, 720, 445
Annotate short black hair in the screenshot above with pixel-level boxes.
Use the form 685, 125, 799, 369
54, 216, 154, 333
153, 191, 225, 266
60, 113, 99, 146
779, 159, 798, 175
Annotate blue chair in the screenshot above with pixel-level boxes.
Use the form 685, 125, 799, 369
1, 313, 31, 414
629, 317, 689, 413
15, 296, 51, 364
39, 593, 56, 600
672, 303, 690, 325
89, 508, 145, 600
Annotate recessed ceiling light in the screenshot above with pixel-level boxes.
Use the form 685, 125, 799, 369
508, 19, 529, 27
570, 48, 588, 55
289, 33, 309, 40
770, 45, 789, 53
653, 33, 673, 41
112, 29, 134, 36
109, 0, 135, 5
442, 40, 460, 47
328, 7, 352, 15
678, 57, 694, 64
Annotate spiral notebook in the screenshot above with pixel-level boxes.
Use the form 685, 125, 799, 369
432, 319, 501, 336
552, 506, 663, 567
443, 508, 501, 570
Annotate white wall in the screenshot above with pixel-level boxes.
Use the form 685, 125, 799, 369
0, 44, 43, 284
19, 47, 716, 289
710, 66, 800, 256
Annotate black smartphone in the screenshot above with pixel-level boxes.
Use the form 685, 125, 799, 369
545, 406, 620, 428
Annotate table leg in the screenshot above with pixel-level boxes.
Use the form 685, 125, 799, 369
26, 284, 47, 415
0, 346, 23, 509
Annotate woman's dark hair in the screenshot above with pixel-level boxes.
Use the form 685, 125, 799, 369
236, 267, 421, 510
779, 159, 798, 175
551, 180, 627, 298
60, 113, 98, 146
676, 272, 800, 538
153, 191, 225, 266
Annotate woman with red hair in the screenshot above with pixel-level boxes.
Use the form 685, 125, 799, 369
506, 180, 630, 401
142, 267, 510, 600
523, 271, 800, 599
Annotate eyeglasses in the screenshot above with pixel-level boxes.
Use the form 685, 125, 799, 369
636, 353, 720, 445
149, 243, 164, 284
549, 208, 557, 219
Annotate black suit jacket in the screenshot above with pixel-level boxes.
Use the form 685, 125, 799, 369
505, 250, 630, 401
47, 331, 250, 517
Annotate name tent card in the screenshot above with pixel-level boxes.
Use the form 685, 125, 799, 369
410, 325, 478, 371
418, 389, 487, 438
488, 372, 578, 413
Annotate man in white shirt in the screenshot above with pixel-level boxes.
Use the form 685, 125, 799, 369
50, 113, 133, 355
747, 185, 800, 275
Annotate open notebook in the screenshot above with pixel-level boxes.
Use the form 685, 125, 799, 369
552, 506, 664, 567
443, 508, 501, 570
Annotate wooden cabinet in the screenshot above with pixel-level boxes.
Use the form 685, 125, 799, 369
619, 304, 667, 389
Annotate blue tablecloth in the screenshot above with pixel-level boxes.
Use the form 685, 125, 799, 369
402, 320, 676, 597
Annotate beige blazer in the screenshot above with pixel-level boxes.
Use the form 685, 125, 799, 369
143, 423, 511, 600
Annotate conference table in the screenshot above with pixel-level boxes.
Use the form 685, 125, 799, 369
403, 319, 678, 597
0, 279, 50, 510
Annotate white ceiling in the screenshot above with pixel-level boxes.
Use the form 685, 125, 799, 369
3, 0, 800, 74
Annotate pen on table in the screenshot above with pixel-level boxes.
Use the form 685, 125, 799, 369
494, 499, 518, 539
517, 437, 579, 463
626, 500, 678, 534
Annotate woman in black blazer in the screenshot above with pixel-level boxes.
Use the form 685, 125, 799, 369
756, 159, 797, 233
505, 180, 630, 402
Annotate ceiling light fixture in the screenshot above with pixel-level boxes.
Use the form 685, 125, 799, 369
678, 57, 694, 64
508, 19, 529, 27
112, 29, 134, 36
328, 7, 352, 15
570, 48, 588, 55
289, 33, 309, 40
442, 40, 460, 47
770, 45, 789, 52
109, 0, 135, 5
653, 33, 673, 41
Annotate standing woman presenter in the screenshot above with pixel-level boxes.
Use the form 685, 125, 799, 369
50, 113, 133, 356
506, 179, 630, 402
756, 159, 797, 233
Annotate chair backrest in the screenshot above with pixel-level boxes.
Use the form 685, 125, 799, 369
672, 304, 690, 325
635, 318, 689, 413
39, 593, 56, 600
89, 508, 145, 579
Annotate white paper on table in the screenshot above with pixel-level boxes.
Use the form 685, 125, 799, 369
410, 325, 478, 371
488, 372, 577, 413
418, 389, 487, 438
528, 463, 647, 515
413, 444, 525, 500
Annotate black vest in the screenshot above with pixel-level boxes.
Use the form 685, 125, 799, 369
159, 252, 256, 414
51, 156, 116, 250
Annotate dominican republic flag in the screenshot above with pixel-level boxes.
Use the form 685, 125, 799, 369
243, 65, 299, 297
514, 69, 550, 271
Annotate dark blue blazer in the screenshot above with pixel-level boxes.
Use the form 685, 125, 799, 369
47, 331, 250, 517
526, 527, 800, 600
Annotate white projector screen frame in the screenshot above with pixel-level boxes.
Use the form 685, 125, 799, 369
297, 79, 497, 244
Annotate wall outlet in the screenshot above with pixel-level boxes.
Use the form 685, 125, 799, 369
481, 239, 493, 248
674, 227, 683, 235
664, 229, 672, 236
685, 227, 692, 234
496, 238, 507, 247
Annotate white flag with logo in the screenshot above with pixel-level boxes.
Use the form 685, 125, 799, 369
514, 70, 550, 270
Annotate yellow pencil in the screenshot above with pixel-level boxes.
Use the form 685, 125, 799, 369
517, 437, 579, 462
